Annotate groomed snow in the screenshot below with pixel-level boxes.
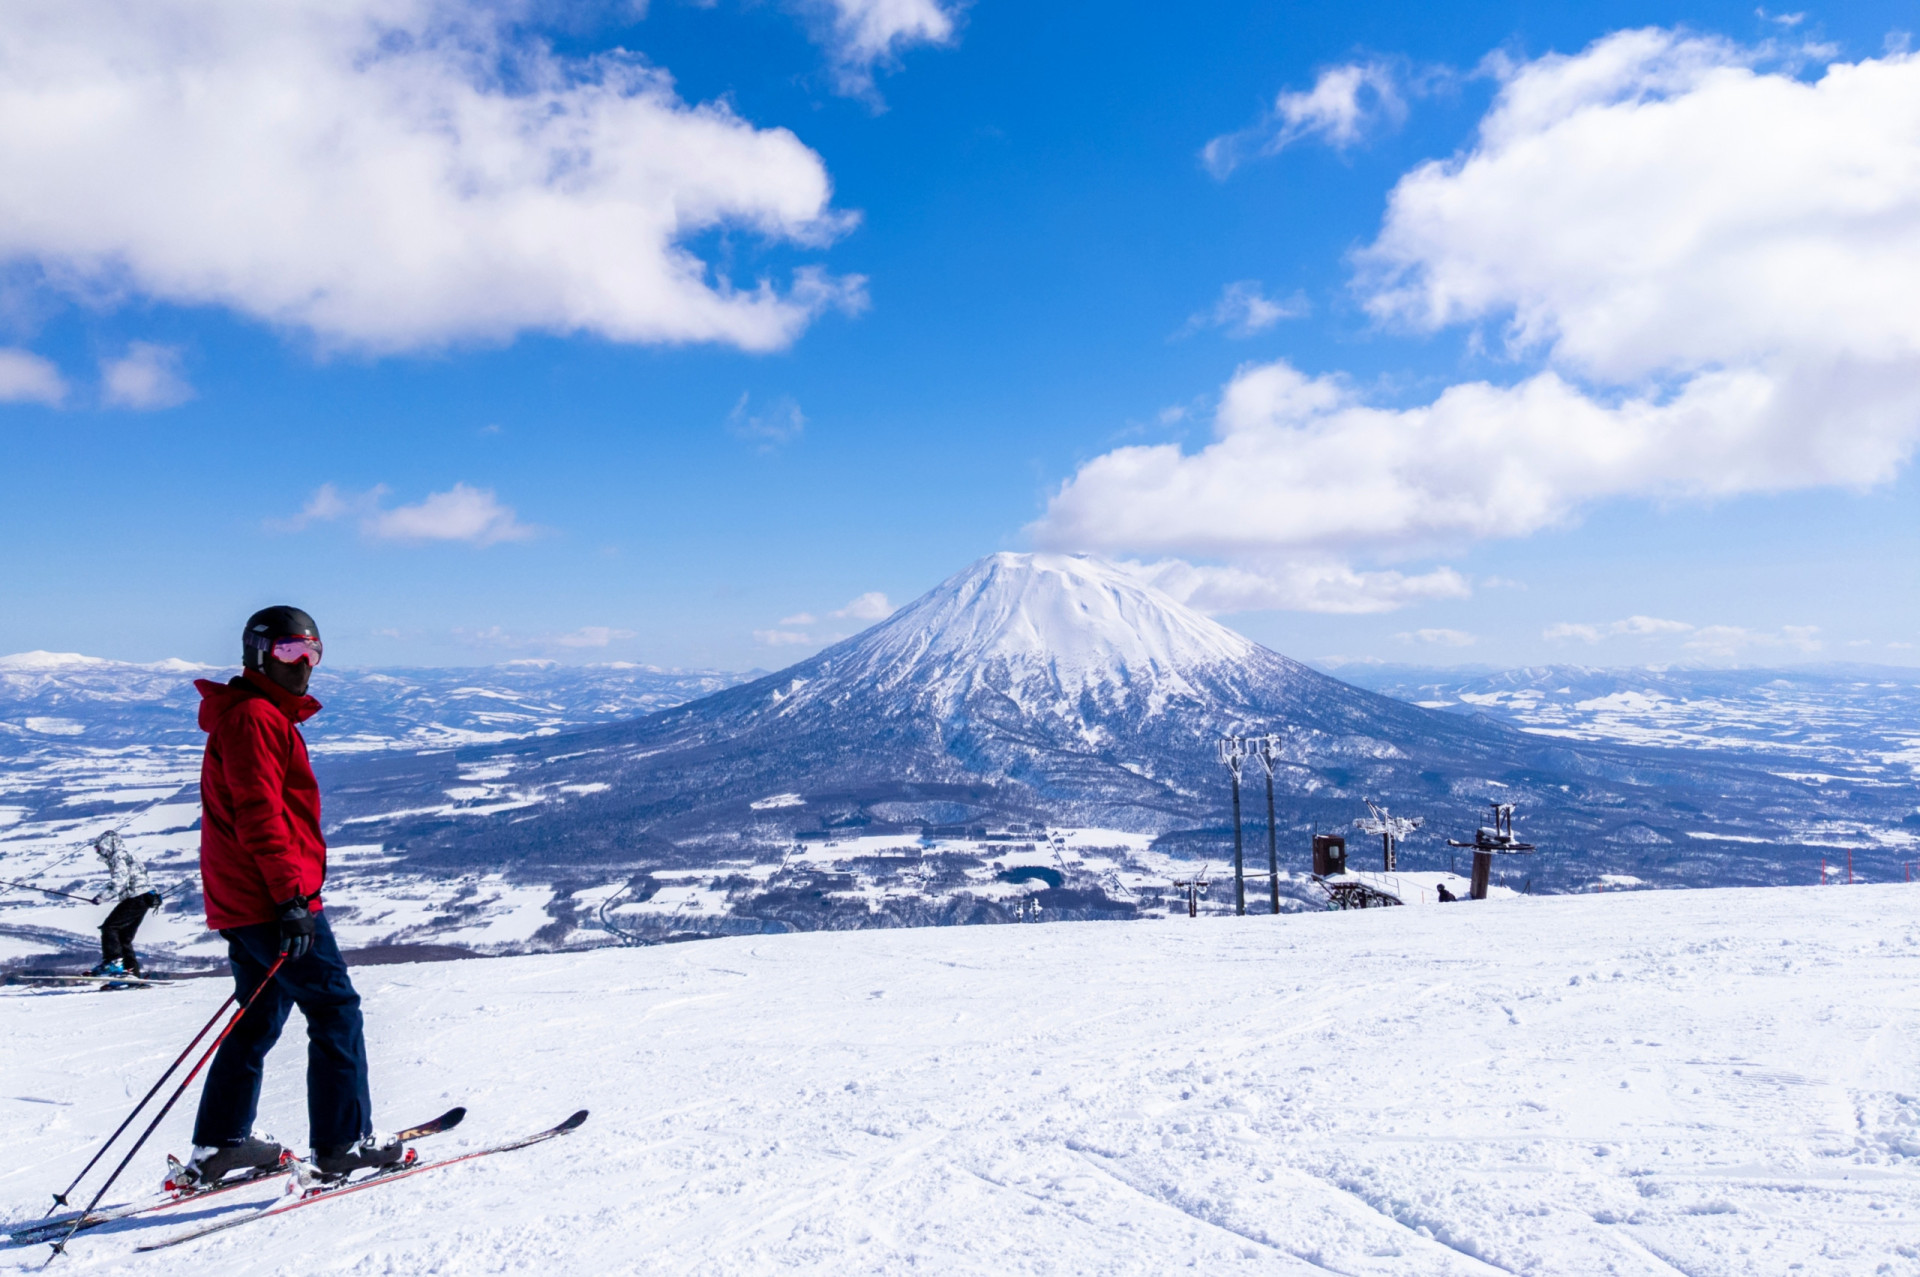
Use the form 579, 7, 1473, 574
4, 884, 1920, 1274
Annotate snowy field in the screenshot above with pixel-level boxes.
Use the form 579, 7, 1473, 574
1341, 664, 1920, 785
4, 884, 1920, 1275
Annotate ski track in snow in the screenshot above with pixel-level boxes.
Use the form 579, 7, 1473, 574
4, 885, 1920, 1274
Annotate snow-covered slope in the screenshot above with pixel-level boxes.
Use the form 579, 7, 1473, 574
329, 554, 1916, 890
5, 885, 1918, 1274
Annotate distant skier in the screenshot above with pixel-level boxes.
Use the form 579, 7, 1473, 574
178, 606, 403, 1188
90, 830, 162, 978
1435, 882, 1457, 903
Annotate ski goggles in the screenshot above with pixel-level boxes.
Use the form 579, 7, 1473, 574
267, 636, 323, 668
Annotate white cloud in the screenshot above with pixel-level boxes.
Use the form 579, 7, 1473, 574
1041, 32, 1920, 601
727, 393, 807, 449
1395, 628, 1477, 647
1039, 357, 1820, 558
366, 484, 536, 545
281, 481, 536, 546
0, 347, 66, 405
758, 589, 892, 648
1203, 61, 1407, 177
1683, 624, 1823, 658
1120, 558, 1469, 616
271, 482, 375, 532
100, 342, 193, 409
798, 0, 958, 96
1180, 281, 1309, 338
453, 623, 634, 652
0, 0, 864, 354
550, 625, 636, 648
1359, 29, 1920, 387
1544, 615, 1822, 658
832, 591, 894, 621
1615, 616, 1694, 636
1544, 616, 1695, 642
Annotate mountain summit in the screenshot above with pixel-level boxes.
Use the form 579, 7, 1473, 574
331, 552, 1861, 888
850, 553, 1255, 701
762, 553, 1263, 725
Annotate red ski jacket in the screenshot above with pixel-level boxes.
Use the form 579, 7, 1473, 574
196, 670, 327, 930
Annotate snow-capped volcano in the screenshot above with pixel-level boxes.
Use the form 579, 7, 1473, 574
326, 552, 1884, 891
749, 554, 1279, 741
838, 553, 1256, 714
565, 551, 1361, 784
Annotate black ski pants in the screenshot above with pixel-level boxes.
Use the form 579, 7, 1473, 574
98, 893, 158, 972
192, 911, 373, 1153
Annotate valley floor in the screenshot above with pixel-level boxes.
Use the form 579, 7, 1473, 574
4, 885, 1919, 1274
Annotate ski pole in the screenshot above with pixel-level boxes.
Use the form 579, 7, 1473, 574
46, 952, 287, 1262
0, 879, 100, 905
41, 988, 238, 1217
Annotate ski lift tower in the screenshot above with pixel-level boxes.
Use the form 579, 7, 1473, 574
1445, 802, 1535, 899
1218, 737, 1250, 915
1353, 799, 1421, 872
1219, 736, 1284, 915
1171, 865, 1211, 917
1252, 736, 1282, 914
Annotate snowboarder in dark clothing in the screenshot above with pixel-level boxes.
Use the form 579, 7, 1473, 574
91, 830, 162, 977
1436, 882, 1457, 903
178, 606, 404, 1188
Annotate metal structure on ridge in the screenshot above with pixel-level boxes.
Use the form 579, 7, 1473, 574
1170, 865, 1210, 917
1353, 798, 1421, 873
1217, 735, 1283, 916
1446, 802, 1536, 900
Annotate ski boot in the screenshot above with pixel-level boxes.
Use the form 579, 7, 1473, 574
88, 960, 125, 978
312, 1131, 407, 1180
171, 1134, 288, 1190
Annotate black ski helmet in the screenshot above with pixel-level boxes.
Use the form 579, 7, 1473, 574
243, 605, 321, 671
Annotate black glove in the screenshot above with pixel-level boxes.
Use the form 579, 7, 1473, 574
276, 895, 316, 961
143, 891, 163, 909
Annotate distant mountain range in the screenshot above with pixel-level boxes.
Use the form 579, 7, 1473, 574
1334, 663, 1920, 783
319, 554, 1920, 890
0, 651, 749, 758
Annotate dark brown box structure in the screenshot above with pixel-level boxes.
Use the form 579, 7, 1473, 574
1312, 833, 1347, 876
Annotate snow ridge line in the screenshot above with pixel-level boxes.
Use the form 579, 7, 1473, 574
1609, 1229, 1701, 1277
1063, 1148, 1346, 1274
1324, 1172, 1518, 1275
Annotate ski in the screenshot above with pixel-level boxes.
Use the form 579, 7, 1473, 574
5, 974, 173, 989
8, 1107, 465, 1246
135, 1110, 588, 1253
8, 1160, 292, 1246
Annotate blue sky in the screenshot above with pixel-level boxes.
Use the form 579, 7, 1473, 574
2, 0, 1917, 671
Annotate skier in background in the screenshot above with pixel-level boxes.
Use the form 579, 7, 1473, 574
90, 830, 162, 978
176, 605, 403, 1188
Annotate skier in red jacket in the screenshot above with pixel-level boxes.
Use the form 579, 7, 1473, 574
179, 606, 405, 1187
